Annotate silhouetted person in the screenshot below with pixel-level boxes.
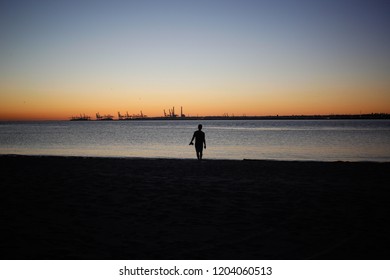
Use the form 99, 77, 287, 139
189, 124, 206, 160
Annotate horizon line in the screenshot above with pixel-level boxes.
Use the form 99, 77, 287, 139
1, 112, 389, 122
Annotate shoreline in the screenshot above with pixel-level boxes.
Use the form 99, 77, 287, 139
2, 153, 389, 163
1, 113, 390, 122
71, 113, 390, 121
1, 155, 389, 259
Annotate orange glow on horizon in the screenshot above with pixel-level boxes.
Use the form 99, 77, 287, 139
1, 82, 389, 121
1, 99, 389, 121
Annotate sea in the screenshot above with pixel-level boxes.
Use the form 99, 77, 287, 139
0, 119, 389, 162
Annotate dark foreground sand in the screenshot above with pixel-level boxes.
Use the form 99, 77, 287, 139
1, 155, 389, 260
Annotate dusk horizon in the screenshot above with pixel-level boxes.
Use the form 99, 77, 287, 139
1, 111, 389, 122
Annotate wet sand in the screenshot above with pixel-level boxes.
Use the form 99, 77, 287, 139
1, 155, 389, 259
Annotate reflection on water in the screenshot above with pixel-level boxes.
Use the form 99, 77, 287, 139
0, 120, 389, 161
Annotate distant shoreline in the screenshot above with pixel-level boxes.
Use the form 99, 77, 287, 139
2, 113, 389, 122
124, 113, 390, 121
70, 113, 390, 121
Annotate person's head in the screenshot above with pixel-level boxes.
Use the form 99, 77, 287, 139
198, 124, 202, 130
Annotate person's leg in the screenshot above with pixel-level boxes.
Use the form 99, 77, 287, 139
197, 146, 203, 160
196, 146, 202, 160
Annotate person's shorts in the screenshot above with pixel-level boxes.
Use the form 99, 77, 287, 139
195, 144, 203, 152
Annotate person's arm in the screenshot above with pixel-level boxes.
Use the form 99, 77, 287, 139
204, 134, 206, 149
189, 133, 195, 145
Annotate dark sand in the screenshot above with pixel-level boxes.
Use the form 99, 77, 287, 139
1, 155, 389, 260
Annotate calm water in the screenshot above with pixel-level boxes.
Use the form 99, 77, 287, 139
0, 120, 389, 161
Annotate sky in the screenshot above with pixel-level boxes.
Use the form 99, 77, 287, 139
1, 0, 389, 120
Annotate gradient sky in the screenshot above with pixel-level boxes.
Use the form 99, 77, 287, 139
1, 0, 389, 120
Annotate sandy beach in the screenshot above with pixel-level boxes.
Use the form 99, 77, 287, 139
0, 155, 389, 259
